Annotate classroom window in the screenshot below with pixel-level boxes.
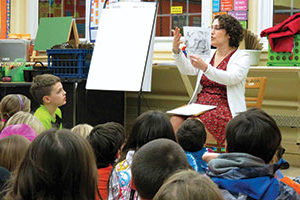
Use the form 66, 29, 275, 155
38, 0, 86, 38
37, 0, 202, 39
273, 0, 300, 25
147, 0, 202, 36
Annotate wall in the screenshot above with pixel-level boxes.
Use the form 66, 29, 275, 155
247, 0, 258, 34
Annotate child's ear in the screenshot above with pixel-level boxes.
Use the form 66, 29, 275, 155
43, 96, 51, 104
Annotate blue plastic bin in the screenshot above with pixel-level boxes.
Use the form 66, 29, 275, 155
47, 49, 93, 79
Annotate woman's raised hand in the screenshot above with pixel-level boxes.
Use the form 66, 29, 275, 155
172, 27, 183, 54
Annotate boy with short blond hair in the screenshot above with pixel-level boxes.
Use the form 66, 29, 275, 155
30, 74, 66, 130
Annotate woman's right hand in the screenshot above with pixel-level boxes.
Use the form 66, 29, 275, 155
172, 27, 183, 54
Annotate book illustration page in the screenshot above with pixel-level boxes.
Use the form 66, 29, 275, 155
183, 26, 211, 58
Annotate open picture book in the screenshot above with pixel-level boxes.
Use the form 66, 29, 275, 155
166, 103, 216, 116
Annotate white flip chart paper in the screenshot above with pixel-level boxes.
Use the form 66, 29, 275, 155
86, 2, 156, 92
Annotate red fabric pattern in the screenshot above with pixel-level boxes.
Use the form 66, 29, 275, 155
196, 50, 236, 145
280, 176, 300, 195
97, 165, 113, 200
260, 13, 300, 52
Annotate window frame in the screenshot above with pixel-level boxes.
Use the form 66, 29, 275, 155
257, 0, 300, 50
154, 0, 211, 51
257, 0, 273, 50
273, 0, 300, 25
28, 0, 39, 39
29, 0, 87, 40
30, 0, 210, 42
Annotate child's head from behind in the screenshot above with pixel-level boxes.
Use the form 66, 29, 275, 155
5, 111, 45, 135
5, 129, 98, 200
176, 118, 206, 152
71, 123, 93, 138
132, 138, 189, 200
153, 170, 224, 200
0, 124, 37, 142
0, 94, 31, 122
87, 122, 125, 168
122, 110, 176, 155
30, 74, 66, 106
226, 108, 281, 163
0, 135, 30, 172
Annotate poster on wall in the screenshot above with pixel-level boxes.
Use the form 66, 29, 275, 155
228, 11, 247, 21
212, 0, 220, 12
213, 0, 248, 29
0, 0, 10, 39
234, 0, 247, 11
213, 11, 226, 18
220, 0, 233, 11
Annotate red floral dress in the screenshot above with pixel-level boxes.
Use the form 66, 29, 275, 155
196, 50, 236, 145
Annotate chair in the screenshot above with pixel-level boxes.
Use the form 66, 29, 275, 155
205, 77, 267, 153
245, 77, 267, 109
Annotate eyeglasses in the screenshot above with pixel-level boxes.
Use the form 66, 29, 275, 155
211, 26, 225, 31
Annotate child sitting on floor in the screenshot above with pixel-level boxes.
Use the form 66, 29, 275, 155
30, 74, 66, 130
108, 110, 176, 200
3, 129, 100, 200
5, 111, 45, 135
0, 135, 30, 172
176, 118, 208, 173
132, 138, 190, 200
153, 170, 224, 200
0, 94, 31, 131
206, 108, 300, 199
71, 123, 93, 138
87, 122, 125, 200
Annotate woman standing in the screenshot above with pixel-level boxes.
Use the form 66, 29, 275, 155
171, 15, 249, 145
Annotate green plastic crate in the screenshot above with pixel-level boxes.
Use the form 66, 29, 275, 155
267, 34, 300, 66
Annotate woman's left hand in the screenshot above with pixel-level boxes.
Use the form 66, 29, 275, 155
190, 55, 208, 72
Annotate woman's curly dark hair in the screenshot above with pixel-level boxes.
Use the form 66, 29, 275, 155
214, 15, 244, 48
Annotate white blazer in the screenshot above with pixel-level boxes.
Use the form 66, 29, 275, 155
173, 49, 250, 118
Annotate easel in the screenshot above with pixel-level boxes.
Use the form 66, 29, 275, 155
31, 17, 79, 62
86, 1, 157, 117
137, 1, 158, 116
30, 51, 48, 62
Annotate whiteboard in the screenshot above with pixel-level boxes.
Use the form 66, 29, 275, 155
86, 2, 157, 92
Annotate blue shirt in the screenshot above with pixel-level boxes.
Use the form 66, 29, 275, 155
186, 148, 208, 173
